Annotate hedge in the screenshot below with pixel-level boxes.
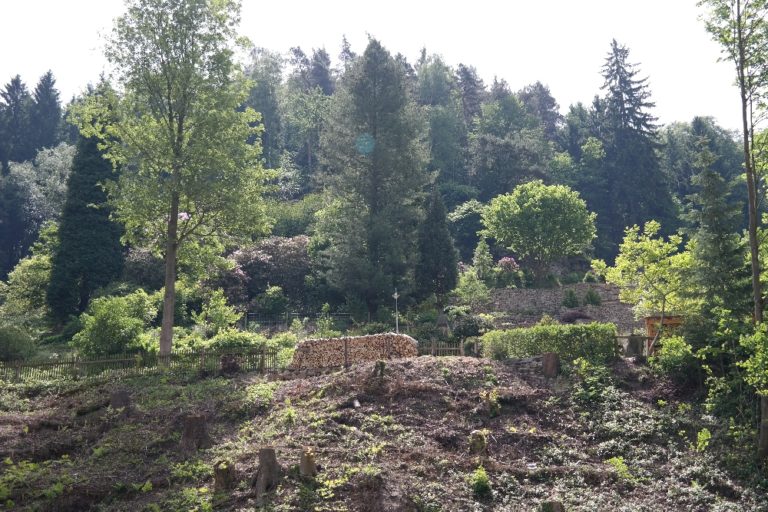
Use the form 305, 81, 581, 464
481, 322, 618, 364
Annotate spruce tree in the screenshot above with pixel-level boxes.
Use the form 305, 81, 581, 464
46, 134, 124, 323
684, 139, 750, 316
31, 71, 62, 151
415, 188, 458, 303
317, 38, 429, 315
594, 40, 677, 259
0, 75, 34, 166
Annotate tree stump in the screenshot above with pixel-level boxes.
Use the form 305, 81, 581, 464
180, 413, 213, 452
540, 501, 566, 512
110, 389, 132, 409
299, 447, 317, 479
214, 460, 237, 492
253, 447, 281, 505
542, 352, 560, 378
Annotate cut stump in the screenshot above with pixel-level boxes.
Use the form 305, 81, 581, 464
180, 413, 213, 452
253, 447, 281, 505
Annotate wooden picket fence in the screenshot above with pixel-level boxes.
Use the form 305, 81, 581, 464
0, 347, 282, 383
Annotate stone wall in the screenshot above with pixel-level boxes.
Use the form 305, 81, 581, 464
486, 283, 642, 335
290, 333, 418, 369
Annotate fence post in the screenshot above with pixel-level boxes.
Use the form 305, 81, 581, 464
14, 361, 20, 382
200, 348, 206, 372
259, 346, 266, 374
431, 338, 436, 356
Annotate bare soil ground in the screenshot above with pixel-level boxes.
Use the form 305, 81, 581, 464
0, 356, 766, 511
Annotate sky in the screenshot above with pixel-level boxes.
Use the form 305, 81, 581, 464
0, 0, 742, 131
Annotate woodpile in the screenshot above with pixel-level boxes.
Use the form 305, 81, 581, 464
290, 333, 418, 370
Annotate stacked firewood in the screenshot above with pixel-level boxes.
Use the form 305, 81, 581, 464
290, 333, 418, 369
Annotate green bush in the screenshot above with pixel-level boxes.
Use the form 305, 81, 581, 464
481, 322, 618, 363
0, 324, 36, 361
649, 335, 699, 383
468, 465, 491, 498
562, 289, 580, 308
72, 299, 146, 357
206, 328, 268, 351
584, 288, 602, 306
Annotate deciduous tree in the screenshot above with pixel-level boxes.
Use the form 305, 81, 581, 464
74, 0, 270, 355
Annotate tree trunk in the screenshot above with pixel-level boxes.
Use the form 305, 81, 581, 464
159, 192, 180, 357
735, 0, 766, 459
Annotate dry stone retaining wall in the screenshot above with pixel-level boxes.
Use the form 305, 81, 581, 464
289, 333, 418, 369
487, 283, 642, 334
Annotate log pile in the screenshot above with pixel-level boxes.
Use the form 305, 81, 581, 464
290, 333, 418, 369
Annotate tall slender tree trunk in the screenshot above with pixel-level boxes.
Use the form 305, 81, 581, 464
735, 0, 767, 458
159, 192, 180, 357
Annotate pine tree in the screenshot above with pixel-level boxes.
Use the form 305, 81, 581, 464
31, 71, 62, 151
317, 38, 429, 314
47, 134, 124, 322
415, 188, 458, 303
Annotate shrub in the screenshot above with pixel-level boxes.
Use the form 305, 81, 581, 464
253, 285, 289, 317
562, 289, 580, 308
72, 297, 147, 357
206, 328, 268, 351
192, 289, 241, 337
584, 288, 602, 306
481, 322, 618, 364
454, 269, 490, 309
0, 324, 36, 361
468, 465, 491, 498
649, 335, 699, 383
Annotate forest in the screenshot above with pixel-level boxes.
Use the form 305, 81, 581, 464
2, 0, 768, 509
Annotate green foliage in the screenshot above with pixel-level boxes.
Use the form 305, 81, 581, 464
472, 239, 495, 287
604, 456, 635, 483
695, 428, 712, 452
192, 289, 241, 337
562, 289, 580, 308
315, 38, 429, 315
572, 357, 613, 403
47, 131, 123, 323
71, 289, 156, 357
448, 199, 484, 262
738, 324, 768, 396
0, 324, 36, 361
415, 188, 459, 302
206, 328, 268, 351
453, 269, 491, 309
72, 0, 270, 353
583, 288, 602, 306
649, 336, 699, 383
482, 180, 596, 280
468, 465, 491, 498
482, 323, 618, 364
593, 221, 694, 319
253, 285, 289, 317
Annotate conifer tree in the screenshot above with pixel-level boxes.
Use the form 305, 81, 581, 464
317, 38, 429, 315
594, 40, 677, 259
31, 71, 62, 151
415, 188, 458, 303
47, 134, 124, 323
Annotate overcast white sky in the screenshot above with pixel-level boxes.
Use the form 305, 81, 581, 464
0, 0, 742, 131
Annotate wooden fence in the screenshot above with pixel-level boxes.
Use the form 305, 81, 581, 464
0, 347, 282, 383
417, 339, 464, 357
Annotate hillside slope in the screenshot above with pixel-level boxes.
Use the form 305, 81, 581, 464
0, 356, 765, 511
